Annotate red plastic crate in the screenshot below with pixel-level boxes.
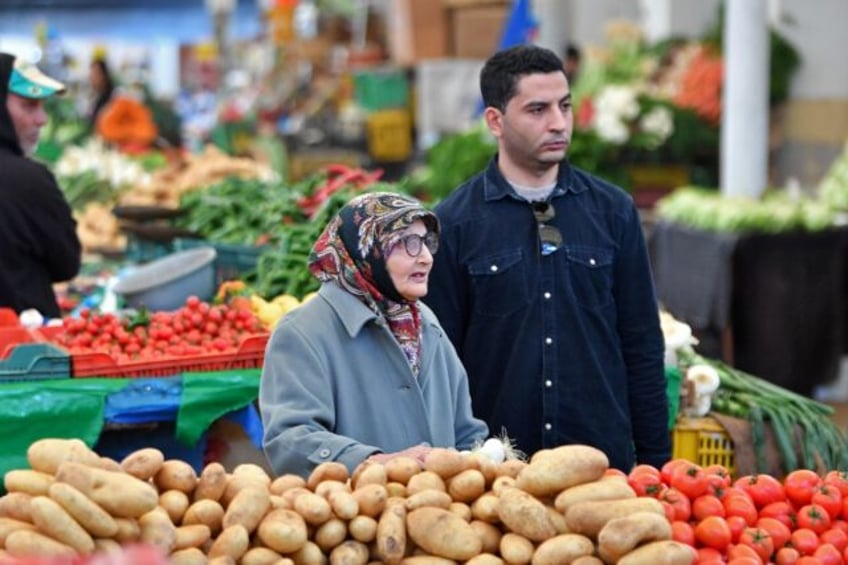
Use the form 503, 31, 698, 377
70, 334, 270, 378
0, 326, 46, 358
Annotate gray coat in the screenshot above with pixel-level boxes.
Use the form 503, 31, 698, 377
259, 282, 488, 477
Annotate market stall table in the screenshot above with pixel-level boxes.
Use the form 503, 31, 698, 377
0, 369, 262, 480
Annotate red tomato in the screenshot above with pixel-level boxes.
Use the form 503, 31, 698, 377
662, 486, 692, 522
814, 543, 844, 565
696, 515, 733, 551
727, 557, 764, 565
693, 494, 727, 521
738, 526, 775, 563
757, 516, 792, 552
661, 458, 692, 485
798, 504, 833, 535
735, 473, 787, 508
705, 463, 733, 485
728, 542, 766, 563
671, 463, 710, 499
792, 528, 822, 556
698, 546, 726, 563
796, 557, 826, 565
821, 528, 848, 553
728, 515, 752, 544
725, 494, 761, 526
825, 471, 848, 499
630, 463, 661, 479
603, 468, 627, 478
671, 520, 696, 546
776, 546, 802, 565
761, 500, 799, 530
785, 469, 824, 509
813, 485, 845, 521
833, 520, 848, 536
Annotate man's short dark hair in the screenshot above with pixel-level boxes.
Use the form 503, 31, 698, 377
480, 45, 565, 112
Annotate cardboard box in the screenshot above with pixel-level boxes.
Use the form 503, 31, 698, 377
387, 0, 449, 66
449, 3, 509, 59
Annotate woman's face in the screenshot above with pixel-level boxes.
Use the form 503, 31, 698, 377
385, 219, 435, 301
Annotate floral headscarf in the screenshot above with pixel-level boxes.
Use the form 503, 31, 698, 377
308, 192, 440, 376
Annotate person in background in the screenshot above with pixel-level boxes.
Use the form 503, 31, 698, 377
87, 57, 115, 131
259, 192, 488, 477
423, 45, 670, 471
563, 42, 582, 86
0, 52, 81, 319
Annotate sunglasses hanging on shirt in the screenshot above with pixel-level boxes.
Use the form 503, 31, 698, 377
532, 202, 563, 256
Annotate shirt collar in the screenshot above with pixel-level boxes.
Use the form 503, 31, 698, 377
482, 154, 588, 202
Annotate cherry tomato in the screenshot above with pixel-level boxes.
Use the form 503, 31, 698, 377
785, 469, 824, 509
696, 515, 733, 551
797, 504, 833, 535
738, 526, 775, 563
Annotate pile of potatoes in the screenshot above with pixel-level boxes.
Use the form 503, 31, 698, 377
0, 439, 696, 565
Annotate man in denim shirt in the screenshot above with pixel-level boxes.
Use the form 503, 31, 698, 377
424, 45, 670, 471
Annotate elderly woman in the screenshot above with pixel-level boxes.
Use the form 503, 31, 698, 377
259, 192, 488, 477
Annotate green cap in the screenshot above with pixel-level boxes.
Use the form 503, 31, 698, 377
8, 57, 66, 99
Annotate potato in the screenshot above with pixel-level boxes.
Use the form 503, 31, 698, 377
315, 517, 348, 553
466, 555, 505, 565
406, 471, 446, 495
113, 517, 141, 543
531, 533, 595, 565
516, 445, 608, 497
159, 489, 191, 524
329, 539, 369, 565
571, 557, 604, 565
138, 507, 177, 553
194, 462, 228, 502
564, 497, 665, 539
471, 493, 501, 523
48, 481, 117, 538
222, 475, 268, 506
616, 540, 697, 565
269, 473, 307, 496
495, 459, 527, 479
406, 507, 482, 561
491, 475, 516, 496
385, 456, 422, 484
465, 452, 498, 487
352, 461, 388, 489
170, 547, 208, 565
328, 489, 359, 520
377, 501, 407, 564
154, 459, 198, 493
29, 495, 95, 554
241, 546, 285, 565
183, 499, 225, 534
289, 539, 326, 565
554, 478, 636, 513
447, 469, 486, 503
120, 447, 165, 480
423, 448, 466, 480
546, 506, 569, 535
232, 463, 271, 485
93, 538, 123, 555
4, 469, 54, 496
223, 486, 271, 533
307, 461, 349, 490
55, 461, 158, 518
96, 457, 123, 472
208, 556, 237, 565
387, 481, 408, 498
470, 520, 502, 555
4, 529, 76, 558
348, 514, 378, 543
0, 517, 36, 545
597, 511, 672, 563
208, 524, 250, 560
449, 501, 472, 522
173, 524, 211, 550
315, 479, 351, 499
26, 438, 100, 474
0, 492, 33, 522
398, 557, 457, 565
352, 483, 388, 518
500, 532, 535, 565
293, 491, 333, 526
496, 487, 557, 542
405, 489, 453, 511
257, 508, 308, 554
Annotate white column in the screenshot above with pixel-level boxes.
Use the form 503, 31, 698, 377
532, 0, 571, 55
721, 0, 770, 198
639, 0, 672, 44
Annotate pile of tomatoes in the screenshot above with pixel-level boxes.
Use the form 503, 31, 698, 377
625, 459, 848, 564
52, 296, 265, 361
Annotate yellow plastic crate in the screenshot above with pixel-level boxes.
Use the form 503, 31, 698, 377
672, 416, 736, 475
366, 109, 413, 162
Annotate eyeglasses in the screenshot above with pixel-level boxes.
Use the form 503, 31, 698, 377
532, 202, 563, 256
398, 232, 440, 257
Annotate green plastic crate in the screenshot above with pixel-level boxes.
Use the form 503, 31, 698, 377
353, 69, 409, 112
174, 239, 268, 285
0, 343, 70, 383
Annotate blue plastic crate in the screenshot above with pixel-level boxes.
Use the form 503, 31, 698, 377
0, 343, 71, 383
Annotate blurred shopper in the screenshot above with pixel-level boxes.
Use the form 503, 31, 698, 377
87, 57, 116, 130
0, 53, 81, 318
424, 45, 670, 471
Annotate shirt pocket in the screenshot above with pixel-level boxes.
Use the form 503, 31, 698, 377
468, 249, 530, 317
566, 245, 615, 309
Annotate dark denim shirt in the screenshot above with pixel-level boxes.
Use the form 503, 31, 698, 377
424, 157, 671, 471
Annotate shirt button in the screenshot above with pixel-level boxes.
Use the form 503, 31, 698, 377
490, 265, 498, 272
545, 380, 553, 387
589, 258, 596, 266
319, 449, 330, 458
544, 292, 551, 299
545, 337, 553, 345
544, 423, 552, 431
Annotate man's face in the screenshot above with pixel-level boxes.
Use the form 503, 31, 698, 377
6, 92, 48, 157
487, 71, 573, 172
